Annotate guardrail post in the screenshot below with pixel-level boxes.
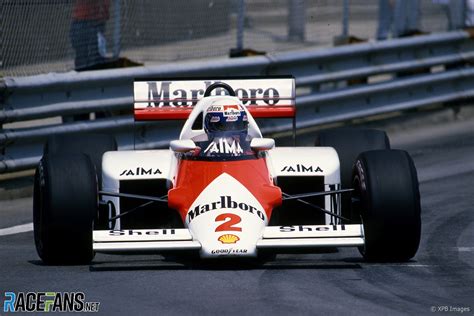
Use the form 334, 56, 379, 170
288, 0, 306, 41
448, 0, 467, 30
113, 0, 121, 59
341, 0, 350, 38
393, 0, 420, 37
236, 0, 245, 52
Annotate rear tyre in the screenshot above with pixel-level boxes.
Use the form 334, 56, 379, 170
315, 128, 390, 220
352, 150, 421, 262
34, 154, 97, 265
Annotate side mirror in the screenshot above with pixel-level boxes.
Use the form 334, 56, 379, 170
250, 138, 275, 152
170, 139, 197, 153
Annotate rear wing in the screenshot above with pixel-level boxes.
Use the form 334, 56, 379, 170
133, 77, 295, 121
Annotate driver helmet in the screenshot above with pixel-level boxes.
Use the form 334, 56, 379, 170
204, 102, 248, 136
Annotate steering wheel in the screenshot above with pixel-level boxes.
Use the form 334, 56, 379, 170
204, 82, 236, 97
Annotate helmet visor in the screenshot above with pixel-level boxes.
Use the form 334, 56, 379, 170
210, 119, 248, 132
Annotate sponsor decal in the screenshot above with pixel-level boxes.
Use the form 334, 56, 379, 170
204, 138, 243, 155
108, 229, 175, 236
120, 167, 162, 176
280, 164, 323, 173
145, 81, 281, 107
223, 105, 241, 117
215, 213, 242, 232
226, 116, 238, 122
217, 234, 240, 244
279, 225, 346, 232
211, 248, 248, 255
224, 105, 239, 110
207, 105, 223, 112
187, 195, 265, 223
210, 115, 220, 123
2, 292, 100, 313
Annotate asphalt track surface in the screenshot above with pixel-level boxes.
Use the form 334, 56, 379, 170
1, 117, 473, 315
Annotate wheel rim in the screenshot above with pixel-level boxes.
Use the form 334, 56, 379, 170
33, 165, 45, 256
351, 174, 368, 256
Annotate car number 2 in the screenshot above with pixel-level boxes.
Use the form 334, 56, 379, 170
215, 213, 242, 232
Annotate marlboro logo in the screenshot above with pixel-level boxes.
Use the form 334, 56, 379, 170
187, 195, 265, 223
136, 81, 285, 107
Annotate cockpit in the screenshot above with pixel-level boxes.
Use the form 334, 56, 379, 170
169, 82, 276, 160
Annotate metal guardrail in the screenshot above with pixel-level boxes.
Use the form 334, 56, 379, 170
1, 31, 474, 173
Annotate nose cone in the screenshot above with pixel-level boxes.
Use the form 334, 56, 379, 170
185, 173, 267, 258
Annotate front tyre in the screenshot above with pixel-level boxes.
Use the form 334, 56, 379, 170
315, 128, 390, 219
44, 133, 117, 186
43, 133, 116, 230
352, 150, 421, 262
34, 154, 97, 265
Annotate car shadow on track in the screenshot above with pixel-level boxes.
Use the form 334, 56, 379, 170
87, 256, 363, 272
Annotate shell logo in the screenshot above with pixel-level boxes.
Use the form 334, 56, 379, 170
218, 234, 240, 244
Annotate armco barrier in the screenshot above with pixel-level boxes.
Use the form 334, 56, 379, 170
1, 31, 474, 173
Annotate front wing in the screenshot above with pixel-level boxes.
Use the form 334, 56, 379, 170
93, 225, 364, 253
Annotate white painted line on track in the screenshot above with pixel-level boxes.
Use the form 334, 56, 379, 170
0, 223, 33, 236
365, 264, 433, 267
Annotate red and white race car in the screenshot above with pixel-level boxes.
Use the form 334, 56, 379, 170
33, 77, 421, 264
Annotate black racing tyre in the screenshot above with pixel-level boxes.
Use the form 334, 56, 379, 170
352, 149, 421, 262
44, 133, 117, 186
34, 154, 98, 265
315, 128, 390, 220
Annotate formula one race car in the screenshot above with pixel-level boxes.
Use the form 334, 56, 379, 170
33, 77, 421, 265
